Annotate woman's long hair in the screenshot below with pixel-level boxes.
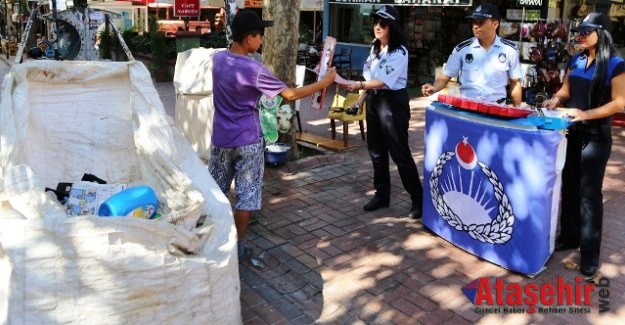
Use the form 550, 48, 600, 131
586, 28, 617, 108
372, 19, 406, 58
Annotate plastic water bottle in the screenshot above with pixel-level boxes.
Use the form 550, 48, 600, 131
98, 186, 159, 219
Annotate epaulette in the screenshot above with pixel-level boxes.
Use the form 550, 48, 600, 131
454, 38, 473, 51
500, 38, 519, 50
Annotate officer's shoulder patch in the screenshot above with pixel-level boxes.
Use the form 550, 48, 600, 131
455, 38, 474, 52
501, 38, 519, 50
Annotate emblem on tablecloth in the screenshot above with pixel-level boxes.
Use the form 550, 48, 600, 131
429, 137, 515, 244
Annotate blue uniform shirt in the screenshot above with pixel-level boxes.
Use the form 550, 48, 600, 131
567, 53, 625, 126
363, 45, 408, 90
443, 35, 521, 103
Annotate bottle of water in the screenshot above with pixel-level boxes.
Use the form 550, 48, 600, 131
98, 186, 159, 219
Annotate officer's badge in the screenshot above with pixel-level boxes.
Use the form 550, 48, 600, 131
385, 65, 394, 75
465, 54, 473, 64
498, 53, 507, 63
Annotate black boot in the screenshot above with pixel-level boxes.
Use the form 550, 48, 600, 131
407, 194, 422, 219
408, 201, 422, 219
363, 196, 389, 211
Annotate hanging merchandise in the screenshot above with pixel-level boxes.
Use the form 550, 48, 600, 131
553, 20, 568, 40
521, 17, 571, 107
577, 1, 593, 17
258, 94, 283, 143
276, 104, 294, 133
530, 19, 547, 44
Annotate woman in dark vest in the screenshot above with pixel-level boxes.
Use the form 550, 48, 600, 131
544, 12, 625, 277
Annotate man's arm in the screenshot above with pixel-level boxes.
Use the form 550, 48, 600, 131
421, 74, 452, 97
509, 78, 522, 106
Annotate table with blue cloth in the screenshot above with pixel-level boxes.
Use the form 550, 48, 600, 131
422, 103, 570, 275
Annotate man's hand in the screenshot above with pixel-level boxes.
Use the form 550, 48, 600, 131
321, 68, 336, 86
421, 83, 436, 97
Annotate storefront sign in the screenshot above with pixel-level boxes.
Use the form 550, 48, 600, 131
329, 0, 472, 6
244, 0, 263, 7
175, 0, 200, 17
506, 9, 541, 21
517, 0, 542, 6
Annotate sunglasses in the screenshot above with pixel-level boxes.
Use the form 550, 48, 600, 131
575, 30, 596, 37
373, 17, 388, 28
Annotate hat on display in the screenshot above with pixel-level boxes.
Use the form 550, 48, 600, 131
466, 3, 501, 20
372, 5, 400, 22
231, 10, 273, 36
573, 12, 612, 33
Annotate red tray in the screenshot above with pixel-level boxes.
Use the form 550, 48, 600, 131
437, 94, 532, 118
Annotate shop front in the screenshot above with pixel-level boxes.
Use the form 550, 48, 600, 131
323, 0, 620, 85
323, 0, 474, 81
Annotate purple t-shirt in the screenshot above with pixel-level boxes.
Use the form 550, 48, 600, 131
211, 50, 287, 147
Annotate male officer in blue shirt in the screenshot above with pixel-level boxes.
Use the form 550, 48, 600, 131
421, 3, 522, 106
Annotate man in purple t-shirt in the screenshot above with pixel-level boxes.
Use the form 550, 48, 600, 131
209, 10, 335, 258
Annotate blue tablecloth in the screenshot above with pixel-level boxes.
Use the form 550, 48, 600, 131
422, 105, 567, 275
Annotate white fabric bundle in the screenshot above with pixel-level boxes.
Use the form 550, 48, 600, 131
174, 48, 225, 161
0, 60, 241, 324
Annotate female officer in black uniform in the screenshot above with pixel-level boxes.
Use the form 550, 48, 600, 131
544, 13, 625, 277
342, 5, 423, 219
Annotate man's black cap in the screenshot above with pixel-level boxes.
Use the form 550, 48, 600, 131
371, 5, 400, 22
231, 10, 273, 36
573, 12, 613, 33
466, 3, 501, 20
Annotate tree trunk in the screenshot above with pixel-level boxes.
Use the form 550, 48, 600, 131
263, 0, 301, 159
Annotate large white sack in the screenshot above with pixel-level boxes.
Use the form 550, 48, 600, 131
0, 60, 241, 324
174, 48, 224, 161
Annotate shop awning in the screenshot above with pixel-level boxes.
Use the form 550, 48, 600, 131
115, 0, 219, 8
201, 0, 223, 7
238, 0, 325, 11
328, 0, 472, 6
148, 1, 173, 8
301, 0, 323, 11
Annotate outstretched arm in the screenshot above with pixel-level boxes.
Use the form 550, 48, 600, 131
421, 74, 452, 97
280, 68, 337, 101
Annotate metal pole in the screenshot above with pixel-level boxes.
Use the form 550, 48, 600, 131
2, 0, 7, 36
519, 7, 524, 44
224, 0, 233, 46
52, 0, 58, 38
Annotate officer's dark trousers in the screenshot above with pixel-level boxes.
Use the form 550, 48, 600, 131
365, 89, 422, 205
558, 124, 612, 268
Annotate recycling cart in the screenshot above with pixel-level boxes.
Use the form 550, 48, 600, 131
0, 61, 241, 324
422, 100, 568, 275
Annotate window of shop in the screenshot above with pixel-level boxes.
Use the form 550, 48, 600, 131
328, 3, 382, 44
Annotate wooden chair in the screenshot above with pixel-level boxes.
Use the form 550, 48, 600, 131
328, 89, 366, 148
7, 40, 18, 56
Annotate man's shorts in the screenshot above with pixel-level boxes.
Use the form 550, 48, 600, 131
209, 142, 264, 211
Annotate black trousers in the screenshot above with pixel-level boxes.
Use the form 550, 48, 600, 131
558, 124, 612, 268
365, 89, 423, 205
